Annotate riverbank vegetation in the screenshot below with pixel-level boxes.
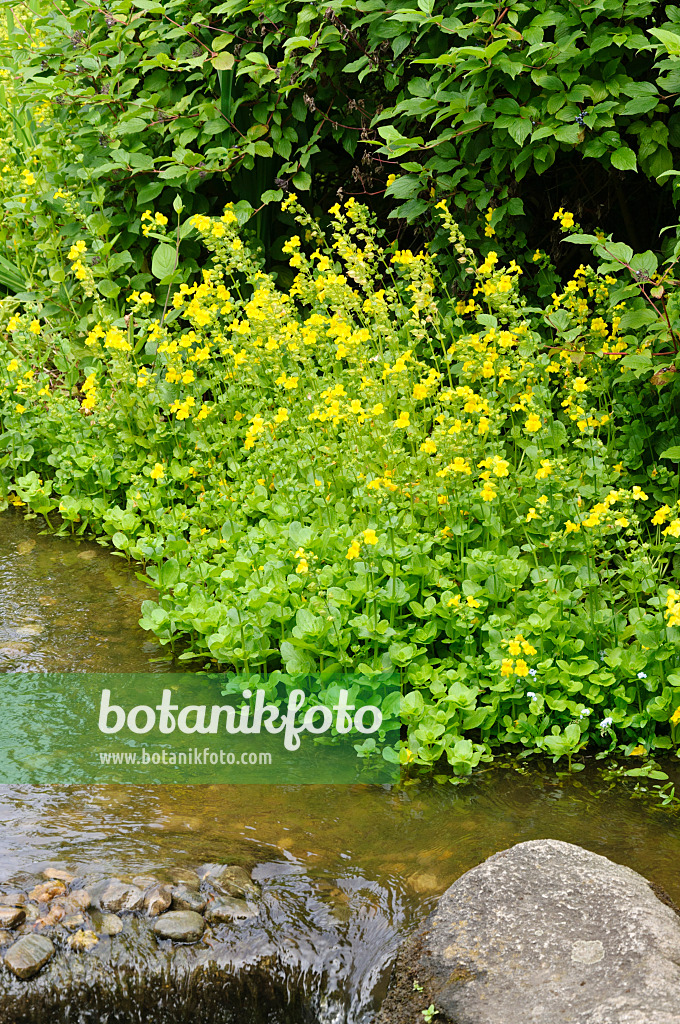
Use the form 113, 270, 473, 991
1, 0, 680, 779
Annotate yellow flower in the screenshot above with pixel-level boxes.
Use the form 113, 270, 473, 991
565, 520, 580, 533
526, 508, 539, 522
394, 411, 410, 429
371, 403, 384, 415
420, 438, 437, 454
514, 659, 529, 677
524, 413, 541, 433
466, 595, 480, 609
573, 377, 588, 393
671, 707, 680, 726
346, 541, 361, 560
500, 659, 514, 677
631, 486, 648, 501
363, 528, 378, 546
29, 320, 41, 336
296, 558, 309, 574
15, 403, 25, 413
629, 744, 646, 756
6, 359, 19, 372
150, 463, 165, 480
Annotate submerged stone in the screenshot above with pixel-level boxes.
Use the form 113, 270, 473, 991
3, 934, 55, 980
153, 910, 205, 943
205, 897, 257, 924
97, 913, 123, 937
67, 929, 99, 952
145, 884, 173, 918
88, 879, 144, 914
200, 864, 259, 899
171, 887, 206, 914
379, 839, 680, 1024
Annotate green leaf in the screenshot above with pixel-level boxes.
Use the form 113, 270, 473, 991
151, 243, 177, 280
611, 147, 637, 171
212, 52, 235, 71
660, 446, 680, 461
292, 170, 311, 190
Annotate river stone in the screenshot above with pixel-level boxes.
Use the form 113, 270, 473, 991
0, 907, 25, 929
98, 913, 123, 937
61, 913, 87, 931
171, 887, 206, 914
201, 864, 259, 899
169, 868, 201, 890
3, 934, 55, 980
29, 880, 66, 904
205, 897, 257, 924
67, 929, 99, 952
0, 931, 12, 947
145, 884, 172, 918
59, 888, 90, 912
0, 893, 26, 907
42, 867, 75, 884
88, 879, 144, 913
133, 875, 160, 891
378, 839, 680, 1024
153, 911, 205, 943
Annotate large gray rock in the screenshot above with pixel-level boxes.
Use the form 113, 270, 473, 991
153, 911, 204, 943
379, 839, 680, 1024
171, 887, 206, 914
3, 935, 54, 980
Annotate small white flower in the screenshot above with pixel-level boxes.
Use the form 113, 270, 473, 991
579, 708, 592, 719
526, 691, 537, 700
600, 716, 613, 732
637, 671, 647, 680
528, 668, 537, 677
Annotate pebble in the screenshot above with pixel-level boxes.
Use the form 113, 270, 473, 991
0, 893, 27, 907
29, 880, 66, 904
98, 913, 123, 937
43, 868, 76, 884
61, 913, 87, 931
169, 868, 201, 890
67, 929, 99, 952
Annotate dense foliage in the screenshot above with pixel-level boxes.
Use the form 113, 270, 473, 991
2, 1, 680, 781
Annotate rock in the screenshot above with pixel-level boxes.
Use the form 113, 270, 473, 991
0, 907, 25, 930
3, 934, 55, 980
67, 929, 99, 952
379, 839, 680, 1024
97, 914, 123, 937
153, 911, 205, 943
171, 887, 206, 914
59, 889, 90, 912
61, 913, 87, 932
42, 868, 75, 884
0, 931, 12, 947
0, 894, 26, 907
169, 868, 201, 890
88, 879, 144, 914
34, 905, 65, 929
22, 904, 40, 923
29, 880, 66, 904
132, 875, 159, 891
205, 897, 257, 924
145, 885, 172, 918
201, 864, 259, 899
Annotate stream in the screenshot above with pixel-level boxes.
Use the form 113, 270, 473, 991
1, 508, 680, 1022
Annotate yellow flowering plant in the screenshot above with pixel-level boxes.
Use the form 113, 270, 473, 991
1, 194, 680, 777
